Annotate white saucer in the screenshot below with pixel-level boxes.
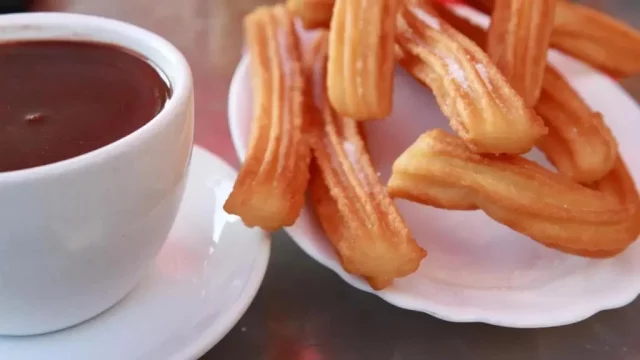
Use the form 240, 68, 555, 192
227, 14, 640, 328
0, 146, 270, 359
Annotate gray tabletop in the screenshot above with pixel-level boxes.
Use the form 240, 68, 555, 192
208, 231, 640, 360
36, 0, 640, 358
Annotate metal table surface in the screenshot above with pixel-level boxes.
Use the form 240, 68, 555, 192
33, 0, 640, 359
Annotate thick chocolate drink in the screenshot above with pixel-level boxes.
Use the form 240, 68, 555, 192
0, 40, 171, 172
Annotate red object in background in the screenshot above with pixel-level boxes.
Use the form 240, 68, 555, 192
435, 0, 464, 4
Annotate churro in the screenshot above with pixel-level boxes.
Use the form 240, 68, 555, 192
429, 2, 618, 183
396, 3, 547, 154
224, 5, 311, 231
327, 0, 400, 120
536, 66, 617, 183
465, 0, 640, 78
286, 0, 334, 29
307, 33, 426, 289
388, 129, 640, 257
486, 0, 555, 106
552, 1, 640, 78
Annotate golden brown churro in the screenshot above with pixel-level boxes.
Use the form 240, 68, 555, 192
465, 0, 640, 78
396, 3, 547, 154
552, 2, 640, 78
429, 2, 618, 183
388, 129, 640, 257
286, 0, 334, 29
307, 33, 426, 289
224, 6, 311, 231
327, 0, 400, 120
486, 0, 555, 106
536, 67, 617, 183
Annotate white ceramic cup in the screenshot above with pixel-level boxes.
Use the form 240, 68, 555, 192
0, 13, 194, 335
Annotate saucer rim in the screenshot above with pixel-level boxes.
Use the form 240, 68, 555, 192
173, 145, 271, 359
182, 234, 269, 359
228, 48, 640, 328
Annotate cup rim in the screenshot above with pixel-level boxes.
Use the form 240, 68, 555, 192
0, 12, 192, 182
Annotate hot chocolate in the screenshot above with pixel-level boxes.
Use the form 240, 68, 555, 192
0, 40, 171, 172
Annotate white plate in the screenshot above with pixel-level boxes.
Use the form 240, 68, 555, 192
0, 146, 270, 359
227, 12, 640, 328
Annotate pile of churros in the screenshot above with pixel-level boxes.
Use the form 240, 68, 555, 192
224, 0, 640, 289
